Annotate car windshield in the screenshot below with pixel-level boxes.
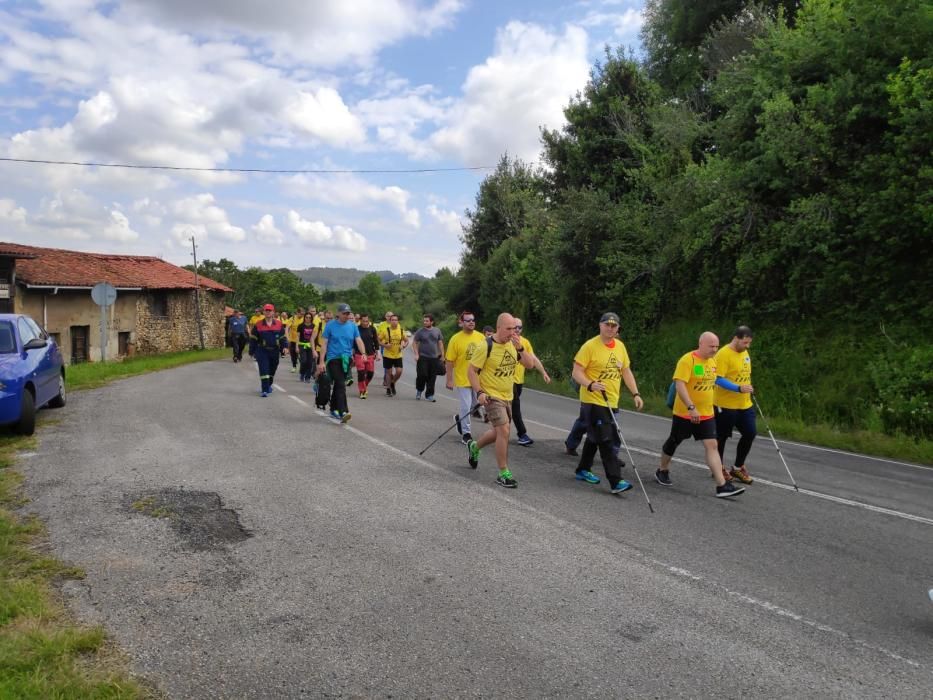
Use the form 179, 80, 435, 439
0, 321, 15, 353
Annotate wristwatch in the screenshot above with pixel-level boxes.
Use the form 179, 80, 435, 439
687, 404, 696, 411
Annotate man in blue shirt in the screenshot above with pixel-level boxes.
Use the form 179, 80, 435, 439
228, 310, 248, 362
317, 303, 366, 423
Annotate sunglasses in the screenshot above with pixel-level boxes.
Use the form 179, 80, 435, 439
514, 325, 523, 330
462, 318, 475, 322
602, 322, 619, 327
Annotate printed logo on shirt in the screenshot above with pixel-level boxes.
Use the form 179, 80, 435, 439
493, 350, 517, 378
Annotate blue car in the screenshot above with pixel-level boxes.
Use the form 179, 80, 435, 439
0, 313, 66, 435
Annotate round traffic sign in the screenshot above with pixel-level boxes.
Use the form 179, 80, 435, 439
91, 282, 117, 306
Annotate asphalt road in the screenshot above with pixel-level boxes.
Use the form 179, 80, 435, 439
16, 354, 933, 698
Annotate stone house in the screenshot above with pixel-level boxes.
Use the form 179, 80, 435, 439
0, 242, 232, 364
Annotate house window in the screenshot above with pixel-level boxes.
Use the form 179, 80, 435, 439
118, 332, 130, 356
71, 325, 89, 364
150, 292, 169, 317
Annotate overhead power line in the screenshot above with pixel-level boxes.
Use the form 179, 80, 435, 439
0, 156, 495, 175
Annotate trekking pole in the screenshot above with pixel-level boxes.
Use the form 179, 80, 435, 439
419, 404, 481, 456
752, 395, 799, 492
601, 391, 654, 513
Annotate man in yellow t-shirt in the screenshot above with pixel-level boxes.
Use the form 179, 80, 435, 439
248, 307, 263, 359
511, 318, 551, 446
714, 325, 757, 484
570, 312, 644, 494
466, 313, 535, 488
445, 311, 483, 444
378, 313, 408, 396
376, 311, 392, 387
656, 332, 752, 499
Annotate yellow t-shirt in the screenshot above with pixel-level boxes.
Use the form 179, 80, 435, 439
286, 317, 299, 343
513, 336, 535, 384
379, 325, 405, 359
672, 352, 717, 419
313, 318, 325, 349
249, 314, 263, 329
445, 331, 483, 388
470, 338, 518, 402
574, 336, 630, 408
714, 346, 752, 410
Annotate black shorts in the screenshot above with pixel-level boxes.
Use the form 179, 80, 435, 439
383, 357, 403, 369
662, 415, 716, 456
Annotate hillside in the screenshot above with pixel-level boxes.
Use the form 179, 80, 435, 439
291, 267, 427, 290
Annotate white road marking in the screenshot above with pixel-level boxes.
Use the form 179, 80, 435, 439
521, 386, 930, 470
272, 384, 286, 393
391, 380, 933, 526
289, 395, 309, 408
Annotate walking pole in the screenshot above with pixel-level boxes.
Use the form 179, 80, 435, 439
602, 391, 654, 513
752, 395, 799, 492
419, 404, 481, 456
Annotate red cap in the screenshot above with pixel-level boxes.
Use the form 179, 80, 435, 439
263, 303, 275, 311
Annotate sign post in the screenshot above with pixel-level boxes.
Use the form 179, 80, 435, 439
91, 282, 117, 362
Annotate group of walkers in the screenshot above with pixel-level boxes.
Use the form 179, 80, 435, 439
231, 303, 759, 499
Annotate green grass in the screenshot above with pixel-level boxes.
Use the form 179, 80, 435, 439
67, 348, 227, 391
0, 348, 229, 698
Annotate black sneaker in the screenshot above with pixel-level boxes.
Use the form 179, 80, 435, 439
655, 469, 673, 486
564, 446, 579, 456
461, 432, 472, 445
386, 388, 392, 397
715, 482, 746, 498
391, 384, 397, 396
496, 470, 517, 488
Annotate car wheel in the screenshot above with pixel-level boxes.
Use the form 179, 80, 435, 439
14, 389, 36, 436
48, 373, 66, 408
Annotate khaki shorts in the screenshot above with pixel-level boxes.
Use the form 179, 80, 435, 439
484, 397, 512, 427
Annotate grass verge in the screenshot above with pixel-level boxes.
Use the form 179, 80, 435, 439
0, 349, 230, 697
67, 348, 227, 391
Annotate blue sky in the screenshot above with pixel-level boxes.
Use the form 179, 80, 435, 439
0, 0, 645, 276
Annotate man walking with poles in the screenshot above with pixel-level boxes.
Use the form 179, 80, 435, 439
715, 326, 757, 484
656, 332, 751, 498
570, 312, 644, 495
466, 313, 536, 488
445, 311, 482, 444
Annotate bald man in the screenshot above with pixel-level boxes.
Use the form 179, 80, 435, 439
466, 313, 536, 488
656, 332, 752, 498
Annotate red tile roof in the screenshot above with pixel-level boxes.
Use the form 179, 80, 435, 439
0, 242, 232, 292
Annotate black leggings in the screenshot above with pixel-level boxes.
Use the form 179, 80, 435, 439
716, 407, 758, 467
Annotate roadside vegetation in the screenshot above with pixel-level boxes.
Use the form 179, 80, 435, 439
0, 348, 230, 697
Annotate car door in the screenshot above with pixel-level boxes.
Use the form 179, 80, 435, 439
18, 317, 54, 406
26, 317, 59, 404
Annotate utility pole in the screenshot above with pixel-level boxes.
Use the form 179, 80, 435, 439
190, 235, 205, 350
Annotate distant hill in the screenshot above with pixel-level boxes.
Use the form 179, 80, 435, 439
291, 267, 427, 290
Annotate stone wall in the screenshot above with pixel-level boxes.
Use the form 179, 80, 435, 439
135, 289, 226, 355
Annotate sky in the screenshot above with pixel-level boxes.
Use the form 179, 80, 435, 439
0, 0, 645, 277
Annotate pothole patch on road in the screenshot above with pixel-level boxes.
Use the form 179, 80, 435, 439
125, 488, 252, 552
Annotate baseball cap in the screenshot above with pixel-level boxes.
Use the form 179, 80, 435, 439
263, 303, 275, 311
337, 303, 352, 313
600, 312, 620, 325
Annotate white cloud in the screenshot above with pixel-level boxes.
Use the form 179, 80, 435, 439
170, 193, 246, 243
252, 214, 285, 245
0, 198, 27, 226
17, 188, 142, 242
120, 0, 465, 67
287, 210, 366, 252
430, 22, 591, 166
283, 174, 421, 228
426, 204, 461, 235
285, 88, 366, 147
580, 6, 644, 45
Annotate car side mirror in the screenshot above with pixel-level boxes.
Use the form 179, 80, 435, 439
23, 338, 48, 351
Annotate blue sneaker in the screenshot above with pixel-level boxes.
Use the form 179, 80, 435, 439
329, 410, 342, 423
426, 395, 436, 402
260, 390, 268, 397
517, 434, 534, 446
575, 470, 600, 484
416, 391, 422, 400
611, 480, 633, 494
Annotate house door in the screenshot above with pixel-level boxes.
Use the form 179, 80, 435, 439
71, 325, 89, 364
